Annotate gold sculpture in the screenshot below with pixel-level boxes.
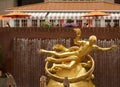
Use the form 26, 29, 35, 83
39, 28, 117, 87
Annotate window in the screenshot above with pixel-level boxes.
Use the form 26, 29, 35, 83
113, 19, 119, 28
105, 20, 111, 27
32, 19, 38, 27
39, 20, 45, 27
50, 20, 55, 26
95, 19, 101, 27
21, 19, 27, 27
76, 20, 82, 27
14, 19, 20, 27
0, 20, 3, 27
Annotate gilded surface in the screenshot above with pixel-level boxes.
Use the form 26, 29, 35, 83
40, 28, 117, 87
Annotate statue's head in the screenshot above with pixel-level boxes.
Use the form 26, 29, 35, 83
89, 35, 97, 44
74, 28, 80, 32
73, 28, 81, 35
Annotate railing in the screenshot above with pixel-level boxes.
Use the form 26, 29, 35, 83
0, 27, 120, 39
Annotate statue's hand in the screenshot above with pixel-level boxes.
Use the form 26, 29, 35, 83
47, 63, 59, 73
81, 60, 92, 68
51, 63, 58, 71
86, 74, 94, 80
51, 63, 61, 71
51, 63, 57, 69
111, 45, 117, 50
86, 60, 92, 67
39, 49, 46, 53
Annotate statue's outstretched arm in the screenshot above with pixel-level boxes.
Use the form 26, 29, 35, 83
40, 49, 56, 54
95, 45, 117, 51
40, 49, 76, 58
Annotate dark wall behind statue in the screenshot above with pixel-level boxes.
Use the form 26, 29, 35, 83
0, 27, 120, 87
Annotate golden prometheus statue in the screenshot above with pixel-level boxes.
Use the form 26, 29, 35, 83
39, 28, 117, 87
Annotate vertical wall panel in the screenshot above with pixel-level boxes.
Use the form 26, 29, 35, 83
0, 28, 120, 87
12, 38, 71, 87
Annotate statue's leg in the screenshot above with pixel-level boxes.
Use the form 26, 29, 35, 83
46, 56, 78, 63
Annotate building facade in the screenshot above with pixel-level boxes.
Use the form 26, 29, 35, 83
0, 0, 120, 14
45, 0, 114, 3
0, 0, 119, 13
0, 0, 17, 14
1, 0, 120, 28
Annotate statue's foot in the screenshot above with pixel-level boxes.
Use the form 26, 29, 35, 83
48, 68, 56, 74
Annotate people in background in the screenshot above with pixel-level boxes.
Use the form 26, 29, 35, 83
83, 23, 88, 28
110, 21, 114, 27
106, 22, 111, 28
6, 22, 11, 27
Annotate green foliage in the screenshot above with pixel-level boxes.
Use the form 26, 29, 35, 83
66, 19, 74, 23
41, 20, 52, 28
